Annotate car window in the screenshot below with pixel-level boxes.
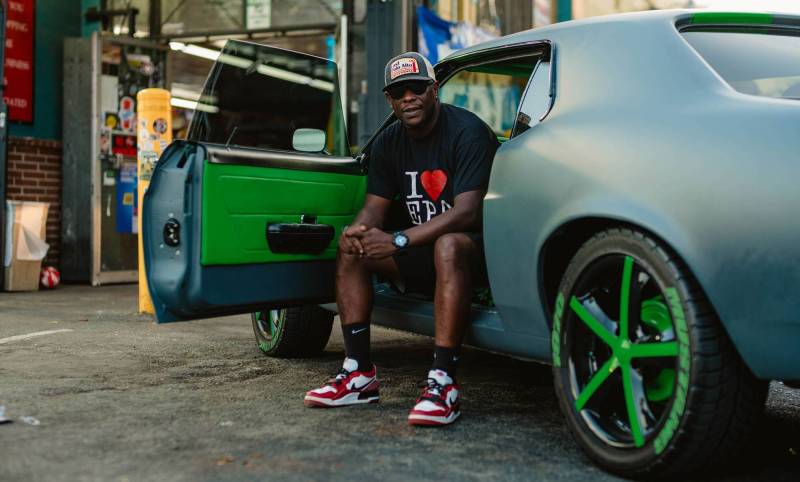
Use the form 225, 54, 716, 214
187, 40, 349, 156
682, 30, 800, 99
438, 56, 538, 140
513, 60, 552, 137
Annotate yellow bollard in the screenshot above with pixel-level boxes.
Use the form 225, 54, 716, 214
136, 89, 172, 314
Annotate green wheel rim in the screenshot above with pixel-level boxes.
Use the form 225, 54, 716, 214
255, 309, 284, 352
566, 255, 683, 449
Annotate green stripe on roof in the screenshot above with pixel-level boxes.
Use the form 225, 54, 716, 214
691, 12, 773, 25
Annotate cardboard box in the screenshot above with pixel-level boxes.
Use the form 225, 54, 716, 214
4, 201, 50, 291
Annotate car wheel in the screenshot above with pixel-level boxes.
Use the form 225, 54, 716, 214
252, 306, 334, 358
551, 228, 767, 478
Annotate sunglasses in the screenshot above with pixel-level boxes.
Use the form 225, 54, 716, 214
385, 80, 433, 100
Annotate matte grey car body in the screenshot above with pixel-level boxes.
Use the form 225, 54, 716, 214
456, 10, 800, 380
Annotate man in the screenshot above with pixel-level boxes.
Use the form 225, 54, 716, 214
304, 52, 499, 426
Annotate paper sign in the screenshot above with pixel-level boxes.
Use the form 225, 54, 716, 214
3, 0, 36, 122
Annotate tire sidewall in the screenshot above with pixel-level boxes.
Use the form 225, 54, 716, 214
552, 231, 693, 474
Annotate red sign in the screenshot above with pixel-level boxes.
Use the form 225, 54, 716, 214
111, 133, 137, 157
3, 0, 35, 122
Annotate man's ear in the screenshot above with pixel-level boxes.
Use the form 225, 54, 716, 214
432, 82, 440, 100
384, 91, 393, 105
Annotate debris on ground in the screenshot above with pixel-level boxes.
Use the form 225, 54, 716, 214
0, 406, 12, 424
219, 421, 233, 427
216, 455, 235, 466
20, 416, 40, 426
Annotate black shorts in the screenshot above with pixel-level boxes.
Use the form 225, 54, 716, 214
391, 233, 489, 296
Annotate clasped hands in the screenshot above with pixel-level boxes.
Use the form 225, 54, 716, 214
339, 225, 396, 259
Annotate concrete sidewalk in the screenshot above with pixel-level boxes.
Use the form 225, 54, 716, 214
0, 285, 798, 481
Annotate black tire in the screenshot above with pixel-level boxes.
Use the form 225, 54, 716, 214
252, 305, 334, 358
551, 228, 767, 478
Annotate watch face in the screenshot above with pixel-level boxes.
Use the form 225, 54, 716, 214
394, 233, 408, 248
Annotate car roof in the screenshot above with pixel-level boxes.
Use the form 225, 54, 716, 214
441, 9, 800, 63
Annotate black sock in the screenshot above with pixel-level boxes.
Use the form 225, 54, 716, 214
342, 322, 371, 371
432, 345, 461, 378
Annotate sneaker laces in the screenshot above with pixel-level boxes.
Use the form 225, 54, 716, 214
327, 367, 352, 386
419, 377, 446, 402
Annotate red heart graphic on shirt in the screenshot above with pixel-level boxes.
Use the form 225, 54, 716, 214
420, 170, 448, 201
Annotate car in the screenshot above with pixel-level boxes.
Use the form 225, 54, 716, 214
143, 9, 800, 478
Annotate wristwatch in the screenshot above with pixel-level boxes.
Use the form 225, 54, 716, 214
392, 231, 409, 251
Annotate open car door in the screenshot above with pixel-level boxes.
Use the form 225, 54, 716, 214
143, 41, 364, 323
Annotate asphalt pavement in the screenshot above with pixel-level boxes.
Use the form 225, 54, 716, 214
0, 285, 798, 481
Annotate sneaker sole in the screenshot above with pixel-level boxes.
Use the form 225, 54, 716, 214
304, 392, 379, 408
408, 410, 460, 426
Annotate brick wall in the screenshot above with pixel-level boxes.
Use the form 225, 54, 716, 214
6, 137, 62, 267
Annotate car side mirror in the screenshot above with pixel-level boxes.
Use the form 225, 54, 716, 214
292, 128, 326, 153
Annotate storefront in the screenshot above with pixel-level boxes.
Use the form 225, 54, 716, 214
3, 0, 717, 287
1, 1, 82, 289
2, 1, 353, 286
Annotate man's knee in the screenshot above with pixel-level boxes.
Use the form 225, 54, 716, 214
337, 247, 358, 262
336, 247, 387, 275
434, 233, 475, 270
336, 247, 363, 272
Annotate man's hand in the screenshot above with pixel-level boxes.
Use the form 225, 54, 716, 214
354, 227, 396, 259
338, 195, 393, 256
338, 225, 367, 255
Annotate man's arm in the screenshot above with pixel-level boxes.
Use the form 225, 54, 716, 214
339, 194, 392, 255
355, 190, 484, 259
404, 190, 483, 246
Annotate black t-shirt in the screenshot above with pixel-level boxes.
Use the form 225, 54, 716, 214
367, 104, 499, 226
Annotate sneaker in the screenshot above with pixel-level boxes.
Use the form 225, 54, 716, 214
304, 358, 380, 408
408, 369, 461, 426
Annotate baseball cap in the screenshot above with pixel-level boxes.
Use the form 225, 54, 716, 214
383, 52, 436, 91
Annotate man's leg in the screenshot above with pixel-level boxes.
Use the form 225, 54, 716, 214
432, 233, 479, 365
304, 250, 400, 408
335, 249, 401, 328
408, 233, 480, 426
335, 249, 401, 370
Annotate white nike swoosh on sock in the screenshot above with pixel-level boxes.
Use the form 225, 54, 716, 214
351, 327, 368, 334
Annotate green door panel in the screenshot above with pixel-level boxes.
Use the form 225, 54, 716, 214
201, 161, 367, 265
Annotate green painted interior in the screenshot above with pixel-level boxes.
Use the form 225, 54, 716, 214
690, 12, 773, 25
200, 160, 366, 265
467, 62, 536, 78
8, 0, 82, 140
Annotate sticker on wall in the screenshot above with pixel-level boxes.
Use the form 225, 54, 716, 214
100, 132, 111, 156
116, 164, 138, 234
111, 134, 137, 157
104, 112, 120, 130
103, 169, 116, 187
119, 96, 136, 132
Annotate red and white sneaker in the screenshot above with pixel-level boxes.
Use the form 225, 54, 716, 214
408, 369, 461, 426
304, 358, 380, 408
